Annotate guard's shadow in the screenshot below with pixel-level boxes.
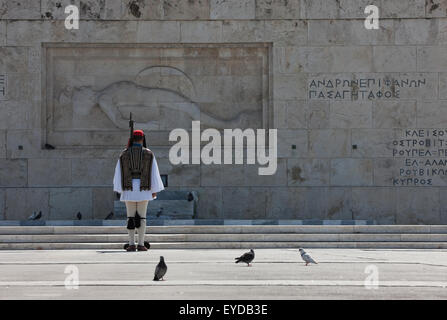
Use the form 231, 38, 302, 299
96, 250, 128, 254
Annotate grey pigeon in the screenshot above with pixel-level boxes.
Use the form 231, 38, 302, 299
235, 249, 255, 267
28, 211, 42, 221
105, 212, 114, 220
28, 211, 37, 220
76, 212, 82, 220
153, 256, 167, 281
299, 248, 318, 266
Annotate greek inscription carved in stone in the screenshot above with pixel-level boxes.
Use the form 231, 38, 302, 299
309, 76, 426, 100
392, 129, 447, 186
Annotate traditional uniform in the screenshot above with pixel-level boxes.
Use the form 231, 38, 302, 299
113, 130, 165, 251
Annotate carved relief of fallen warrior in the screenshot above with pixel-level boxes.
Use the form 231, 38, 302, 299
71, 81, 253, 130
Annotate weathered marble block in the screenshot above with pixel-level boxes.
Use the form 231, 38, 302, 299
329, 101, 372, 129
276, 100, 325, 129
0, 189, 4, 220
440, 73, 447, 99
427, 0, 447, 17
351, 129, 396, 158
0, 21, 5, 45
162, 0, 210, 20
373, 158, 401, 186
137, 21, 180, 43
264, 20, 307, 46
190, 187, 223, 219
119, 0, 164, 19
0, 131, 5, 158
440, 187, 447, 223
298, 47, 373, 73
330, 158, 373, 186
28, 159, 71, 187
5, 188, 50, 220
277, 129, 308, 158
372, 46, 417, 72
0, 160, 27, 187
308, 19, 393, 46
338, 0, 380, 19
418, 47, 447, 72
222, 20, 265, 42
0, 0, 41, 19
395, 19, 439, 45
309, 129, 350, 158
351, 187, 396, 224
71, 158, 118, 186
381, 0, 425, 18
49, 188, 93, 220
326, 187, 352, 220
223, 187, 268, 219
93, 187, 114, 220
265, 187, 305, 219
0, 47, 29, 73
417, 101, 447, 128
301, 0, 339, 19
180, 21, 222, 42
210, 0, 255, 19
373, 100, 417, 128
41, 0, 81, 20
287, 158, 330, 186
396, 187, 440, 224
255, 0, 300, 19
273, 74, 307, 100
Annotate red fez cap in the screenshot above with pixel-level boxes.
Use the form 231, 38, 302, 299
133, 130, 144, 137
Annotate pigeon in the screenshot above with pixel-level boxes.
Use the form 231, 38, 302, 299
105, 212, 114, 220
44, 143, 55, 150
28, 211, 42, 221
299, 248, 318, 266
235, 249, 255, 267
76, 212, 82, 220
28, 211, 36, 220
153, 256, 167, 281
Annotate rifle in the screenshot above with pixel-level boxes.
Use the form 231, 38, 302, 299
129, 112, 134, 144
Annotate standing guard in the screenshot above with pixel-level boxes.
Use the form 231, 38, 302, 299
113, 118, 165, 252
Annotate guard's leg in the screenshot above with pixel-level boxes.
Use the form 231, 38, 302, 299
125, 201, 137, 250
136, 200, 149, 249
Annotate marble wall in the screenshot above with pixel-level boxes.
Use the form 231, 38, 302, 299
1, 0, 447, 223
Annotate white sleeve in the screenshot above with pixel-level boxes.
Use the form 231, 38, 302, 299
151, 156, 165, 193
113, 159, 123, 193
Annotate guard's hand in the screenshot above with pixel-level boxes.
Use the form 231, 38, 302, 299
152, 193, 157, 198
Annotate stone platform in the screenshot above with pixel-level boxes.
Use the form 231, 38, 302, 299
1, 225, 447, 250
0, 248, 446, 300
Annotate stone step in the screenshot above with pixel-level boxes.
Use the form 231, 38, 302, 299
1, 225, 447, 235
1, 241, 447, 250
2, 233, 447, 243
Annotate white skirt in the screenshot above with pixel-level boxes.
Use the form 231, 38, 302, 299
119, 179, 157, 202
